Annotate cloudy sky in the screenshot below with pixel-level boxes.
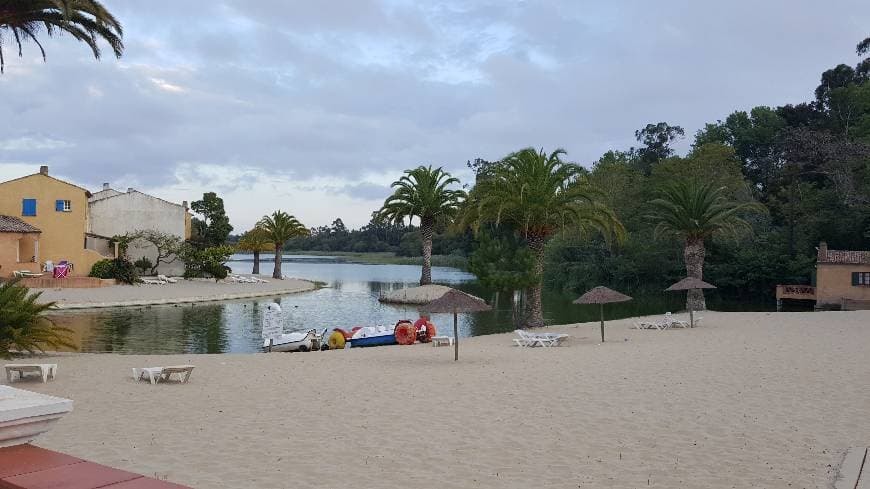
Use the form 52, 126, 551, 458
1, 1, 868, 230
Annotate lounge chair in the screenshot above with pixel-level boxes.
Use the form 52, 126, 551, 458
5, 363, 57, 383
157, 275, 178, 284
514, 330, 569, 347
141, 278, 167, 285
12, 271, 44, 278
132, 365, 195, 384
431, 336, 454, 347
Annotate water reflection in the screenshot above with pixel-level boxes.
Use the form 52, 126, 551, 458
49, 257, 782, 354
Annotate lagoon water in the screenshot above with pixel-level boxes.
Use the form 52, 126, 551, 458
51, 254, 774, 354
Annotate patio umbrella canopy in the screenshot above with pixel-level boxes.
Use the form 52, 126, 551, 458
421, 289, 492, 361
573, 286, 632, 342
665, 277, 716, 327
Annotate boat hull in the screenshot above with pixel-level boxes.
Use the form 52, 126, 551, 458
349, 334, 396, 348
264, 330, 319, 352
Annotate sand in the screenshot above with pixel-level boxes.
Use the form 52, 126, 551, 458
31, 276, 315, 309
7, 311, 870, 488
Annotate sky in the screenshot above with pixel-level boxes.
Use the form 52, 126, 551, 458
1, 0, 869, 230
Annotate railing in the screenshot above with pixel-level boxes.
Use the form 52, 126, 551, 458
775, 285, 816, 300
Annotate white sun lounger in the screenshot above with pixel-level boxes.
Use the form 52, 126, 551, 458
5, 363, 57, 383
157, 275, 178, 284
431, 336, 454, 347
514, 330, 569, 347
132, 365, 195, 384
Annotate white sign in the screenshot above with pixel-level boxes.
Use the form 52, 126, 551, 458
261, 303, 284, 339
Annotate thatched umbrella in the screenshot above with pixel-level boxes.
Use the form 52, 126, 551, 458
665, 277, 716, 328
573, 286, 633, 342
421, 288, 492, 361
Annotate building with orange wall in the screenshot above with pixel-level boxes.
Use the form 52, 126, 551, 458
0, 166, 112, 277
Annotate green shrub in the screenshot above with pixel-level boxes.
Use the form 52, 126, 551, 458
89, 259, 115, 279
0, 278, 75, 358
180, 245, 234, 281
88, 258, 139, 284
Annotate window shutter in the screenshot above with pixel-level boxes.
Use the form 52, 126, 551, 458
56, 200, 65, 211
853, 272, 860, 286
22, 199, 36, 216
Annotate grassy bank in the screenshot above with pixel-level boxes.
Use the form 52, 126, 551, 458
283, 250, 468, 269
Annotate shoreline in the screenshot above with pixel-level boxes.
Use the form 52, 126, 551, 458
32, 276, 316, 310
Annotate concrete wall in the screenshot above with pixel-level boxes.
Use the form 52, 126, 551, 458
815, 263, 870, 306
0, 171, 109, 276
88, 190, 189, 275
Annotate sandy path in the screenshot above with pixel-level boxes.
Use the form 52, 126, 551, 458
32, 276, 314, 309
7, 311, 870, 488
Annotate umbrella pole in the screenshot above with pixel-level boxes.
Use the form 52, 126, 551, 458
690, 307, 694, 328
453, 311, 459, 361
599, 303, 605, 342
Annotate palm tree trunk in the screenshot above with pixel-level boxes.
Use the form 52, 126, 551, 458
272, 243, 282, 279
420, 217, 433, 285
685, 237, 706, 311
526, 233, 546, 328
252, 250, 260, 275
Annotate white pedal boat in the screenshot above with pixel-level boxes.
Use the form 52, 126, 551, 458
263, 329, 323, 352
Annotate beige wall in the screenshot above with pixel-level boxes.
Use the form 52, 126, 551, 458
0, 233, 40, 276
0, 173, 110, 276
816, 263, 870, 305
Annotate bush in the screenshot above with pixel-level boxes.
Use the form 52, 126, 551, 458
0, 278, 74, 358
180, 245, 234, 281
89, 259, 114, 279
134, 257, 153, 275
88, 258, 139, 284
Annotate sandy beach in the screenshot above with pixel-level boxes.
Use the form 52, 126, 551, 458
6, 311, 870, 488
31, 276, 315, 309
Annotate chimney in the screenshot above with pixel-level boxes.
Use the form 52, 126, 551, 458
127, 187, 134, 193
818, 241, 828, 262
182, 200, 188, 210
102, 183, 110, 190
39, 165, 48, 175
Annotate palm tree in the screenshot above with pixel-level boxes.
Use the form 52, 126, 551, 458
237, 227, 271, 275
463, 148, 625, 328
648, 180, 762, 311
0, 0, 123, 73
0, 278, 74, 357
258, 211, 309, 279
378, 165, 465, 285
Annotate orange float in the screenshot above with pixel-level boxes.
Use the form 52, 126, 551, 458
394, 320, 417, 345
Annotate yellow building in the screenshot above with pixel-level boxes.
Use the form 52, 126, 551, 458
0, 166, 110, 277
815, 241, 870, 309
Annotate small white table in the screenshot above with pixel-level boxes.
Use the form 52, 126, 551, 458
431, 336, 454, 347
5, 364, 57, 383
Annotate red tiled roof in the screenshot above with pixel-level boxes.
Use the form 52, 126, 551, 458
820, 249, 870, 265
0, 215, 41, 233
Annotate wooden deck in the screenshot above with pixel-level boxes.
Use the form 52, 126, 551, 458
0, 444, 190, 489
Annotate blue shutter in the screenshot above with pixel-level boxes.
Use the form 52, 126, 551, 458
22, 199, 37, 216
56, 200, 65, 212
853, 272, 859, 286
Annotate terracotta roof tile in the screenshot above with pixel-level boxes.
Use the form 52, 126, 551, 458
0, 215, 41, 233
820, 249, 870, 265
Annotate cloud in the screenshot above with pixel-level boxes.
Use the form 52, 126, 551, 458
1, 0, 869, 229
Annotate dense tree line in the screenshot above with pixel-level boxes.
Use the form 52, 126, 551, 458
548, 37, 870, 301
281, 215, 474, 258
